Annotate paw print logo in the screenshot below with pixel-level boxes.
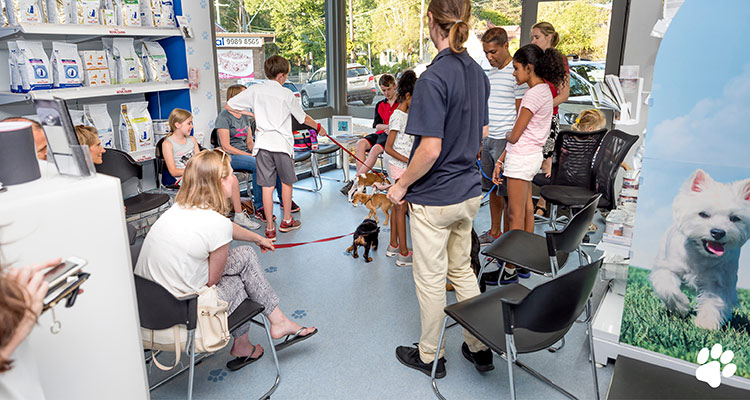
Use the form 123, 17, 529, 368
202, 31, 209, 40
264, 266, 277, 273
206, 91, 213, 100
187, 47, 195, 56
208, 368, 227, 382
200, 0, 207, 9
192, 107, 201, 116
208, 120, 215, 130
291, 309, 307, 319
695, 343, 737, 388
186, 15, 192, 23
203, 61, 211, 71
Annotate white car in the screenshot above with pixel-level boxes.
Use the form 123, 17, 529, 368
300, 63, 377, 108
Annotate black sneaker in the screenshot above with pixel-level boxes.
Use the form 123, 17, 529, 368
499, 268, 518, 285
517, 267, 531, 279
395, 345, 446, 379
481, 269, 500, 286
461, 342, 494, 372
340, 180, 354, 196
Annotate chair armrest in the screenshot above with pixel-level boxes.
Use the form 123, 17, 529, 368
496, 283, 531, 305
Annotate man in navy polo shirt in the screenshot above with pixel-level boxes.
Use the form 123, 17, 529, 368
387, 0, 493, 379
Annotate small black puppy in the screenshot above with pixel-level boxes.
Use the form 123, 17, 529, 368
347, 219, 380, 262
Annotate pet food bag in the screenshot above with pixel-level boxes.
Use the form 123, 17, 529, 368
68, 109, 90, 126
1, 2, 9, 26
80, 50, 110, 86
8, 42, 22, 92
51, 41, 83, 88
115, 0, 139, 26
76, 0, 99, 24
101, 38, 119, 84
6, 0, 44, 24
100, 8, 114, 24
45, 0, 75, 23
139, 0, 159, 27
159, 0, 174, 27
16, 40, 53, 91
112, 38, 143, 84
141, 41, 170, 82
85, 104, 115, 148
119, 101, 154, 154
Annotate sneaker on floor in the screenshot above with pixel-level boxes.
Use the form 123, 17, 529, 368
281, 201, 301, 213
254, 207, 277, 222
478, 230, 498, 246
481, 269, 500, 286
279, 218, 301, 232
265, 228, 277, 242
499, 268, 518, 285
386, 245, 399, 257
233, 210, 261, 230
395, 252, 413, 267
461, 342, 494, 372
517, 267, 531, 279
395, 345, 446, 379
340, 180, 354, 196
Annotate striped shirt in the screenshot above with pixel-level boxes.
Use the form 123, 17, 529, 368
487, 62, 527, 139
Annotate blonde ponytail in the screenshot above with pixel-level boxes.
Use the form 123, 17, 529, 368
448, 20, 470, 53
428, 0, 472, 54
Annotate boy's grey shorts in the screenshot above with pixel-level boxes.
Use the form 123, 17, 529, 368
255, 149, 297, 186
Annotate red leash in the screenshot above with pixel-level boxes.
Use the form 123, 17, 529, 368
325, 134, 387, 180
273, 232, 354, 248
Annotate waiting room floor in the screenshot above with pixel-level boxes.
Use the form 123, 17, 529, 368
150, 170, 614, 399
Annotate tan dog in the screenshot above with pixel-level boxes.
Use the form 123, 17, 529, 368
352, 192, 392, 226
348, 172, 389, 202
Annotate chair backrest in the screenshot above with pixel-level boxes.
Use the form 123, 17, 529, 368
512, 258, 602, 333
551, 128, 607, 187
134, 275, 197, 330
591, 129, 638, 209
546, 194, 601, 255
154, 137, 177, 186
210, 128, 219, 148
95, 148, 141, 182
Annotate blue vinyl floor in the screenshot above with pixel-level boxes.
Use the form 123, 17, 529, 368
149, 170, 614, 399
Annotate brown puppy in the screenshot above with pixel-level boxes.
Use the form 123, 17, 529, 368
348, 172, 389, 202
352, 192, 392, 226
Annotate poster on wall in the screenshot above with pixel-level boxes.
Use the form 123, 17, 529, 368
217, 49, 254, 80
620, 0, 749, 386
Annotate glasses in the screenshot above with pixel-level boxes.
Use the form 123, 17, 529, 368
214, 148, 228, 163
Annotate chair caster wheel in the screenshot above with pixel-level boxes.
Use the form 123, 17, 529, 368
547, 347, 558, 353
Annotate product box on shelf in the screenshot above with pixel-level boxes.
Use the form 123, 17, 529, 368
80, 50, 110, 86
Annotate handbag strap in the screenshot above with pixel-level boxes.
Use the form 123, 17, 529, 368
150, 326, 181, 371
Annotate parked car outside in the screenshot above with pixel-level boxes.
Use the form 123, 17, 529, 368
299, 63, 376, 108
558, 61, 605, 127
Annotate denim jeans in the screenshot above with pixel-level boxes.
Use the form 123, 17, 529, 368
230, 154, 282, 209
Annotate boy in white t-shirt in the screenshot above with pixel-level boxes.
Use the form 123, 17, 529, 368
226, 55, 327, 241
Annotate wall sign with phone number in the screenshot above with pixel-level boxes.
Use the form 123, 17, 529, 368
216, 37, 263, 48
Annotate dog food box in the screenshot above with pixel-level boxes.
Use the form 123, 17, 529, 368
80, 51, 110, 87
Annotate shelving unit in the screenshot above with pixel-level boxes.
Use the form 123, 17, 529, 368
0, 80, 189, 105
0, 23, 181, 42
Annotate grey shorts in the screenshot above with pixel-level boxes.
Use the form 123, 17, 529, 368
480, 137, 507, 196
255, 149, 297, 186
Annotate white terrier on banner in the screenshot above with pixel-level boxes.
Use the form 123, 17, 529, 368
650, 169, 750, 330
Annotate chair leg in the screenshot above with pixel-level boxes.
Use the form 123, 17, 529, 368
505, 333, 517, 400
547, 337, 565, 353
187, 330, 195, 400
514, 359, 576, 399
476, 258, 494, 285
549, 204, 558, 230
431, 316, 449, 400
258, 314, 281, 400
587, 300, 601, 400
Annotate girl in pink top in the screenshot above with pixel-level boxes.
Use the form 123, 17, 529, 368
491, 44, 567, 283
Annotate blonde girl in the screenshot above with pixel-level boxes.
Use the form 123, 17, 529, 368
135, 150, 316, 372
165, 108, 259, 229
74, 125, 106, 165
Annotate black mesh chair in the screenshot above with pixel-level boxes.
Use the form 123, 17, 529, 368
135, 276, 280, 400
292, 119, 342, 192
481, 194, 600, 280
96, 149, 171, 218
534, 128, 606, 226
431, 258, 603, 400
540, 129, 638, 228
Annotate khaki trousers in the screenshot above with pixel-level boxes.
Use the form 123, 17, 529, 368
409, 195, 487, 363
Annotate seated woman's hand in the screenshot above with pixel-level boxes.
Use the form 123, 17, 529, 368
256, 237, 275, 253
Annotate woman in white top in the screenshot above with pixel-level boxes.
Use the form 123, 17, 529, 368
135, 149, 317, 371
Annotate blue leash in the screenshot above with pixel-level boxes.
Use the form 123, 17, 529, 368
477, 159, 502, 200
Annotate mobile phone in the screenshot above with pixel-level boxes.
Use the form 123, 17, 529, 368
44, 257, 87, 289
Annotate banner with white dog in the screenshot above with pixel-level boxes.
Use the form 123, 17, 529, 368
620, 0, 749, 385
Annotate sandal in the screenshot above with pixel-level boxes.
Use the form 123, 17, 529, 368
226, 345, 264, 371
275, 327, 318, 351
534, 205, 548, 217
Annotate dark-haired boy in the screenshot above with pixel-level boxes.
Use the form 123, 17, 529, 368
340, 74, 399, 195
226, 55, 327, 241
478, 28, 527, 258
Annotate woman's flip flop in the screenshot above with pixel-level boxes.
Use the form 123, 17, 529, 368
275, 327, 318, 351
226, 346, 264, 371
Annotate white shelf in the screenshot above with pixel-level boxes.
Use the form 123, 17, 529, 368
0, 23, 182, 42
0, 80, 189, 104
